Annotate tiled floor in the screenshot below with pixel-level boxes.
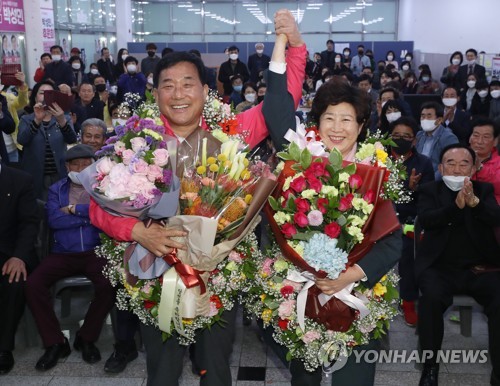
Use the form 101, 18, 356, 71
2, 292, 492, 386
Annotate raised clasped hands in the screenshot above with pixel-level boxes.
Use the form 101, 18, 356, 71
274, 9, 304, 48
455, 177, 477, 209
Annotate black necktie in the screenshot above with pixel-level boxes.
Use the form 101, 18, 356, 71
468, 65, 473, 75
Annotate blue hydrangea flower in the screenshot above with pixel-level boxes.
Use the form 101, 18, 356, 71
302, 233, 348, 279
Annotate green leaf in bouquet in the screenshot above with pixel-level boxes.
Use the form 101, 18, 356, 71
289, 141, 302, 161
268, 196, 280, 211
384, 284, 399, 302
291, 164, 302, 172
292, 230, 320, 241
277, 151, 293, 161
337, 215, 347, 226
286, 197, 297, 211
218, 216, 244, 239
300, 148, 312, 169
328, 148, 343, 170
342, 162, 357, 175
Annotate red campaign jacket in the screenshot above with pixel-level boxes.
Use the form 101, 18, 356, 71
90, 44, 307, 241
472, 149, 500, 204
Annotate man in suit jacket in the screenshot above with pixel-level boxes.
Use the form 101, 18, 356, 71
320, 39, 336, 71
247, 42, 270, 84
456, 48, 486, 92
0, 162, 38, 374
416, 143, 500, 386
441, 86, 472, 145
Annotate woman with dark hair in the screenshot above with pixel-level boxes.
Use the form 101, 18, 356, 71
440, 51, 463, 89
401, 71, 418, 94
417, 68, 440, 95
385, 50, 398, 70
113, 48, 129, 80
379, 99, 406, 135
17, 80, 77, 199
68, 55, 85, 90
235, 81, 258, 113
262, 33, 401, 386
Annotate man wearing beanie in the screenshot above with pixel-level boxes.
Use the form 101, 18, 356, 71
26, 144, 116, 372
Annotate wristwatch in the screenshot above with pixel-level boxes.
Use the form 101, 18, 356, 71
470, 196, 480, 208
68, 204, 75, 214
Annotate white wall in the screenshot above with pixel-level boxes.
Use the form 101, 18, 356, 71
398, 0, 500, 54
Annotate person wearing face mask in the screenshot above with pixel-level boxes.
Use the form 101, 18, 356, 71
440, 51, 463, 89
235, 82, 258, 113
415, 143, 500, 386
379, 99, 405, 135
113, 48, 129, 80
399, 60, 412, 78
385, 50, 398, 70
416, 102, 459, 179
68, 56, 85, 91
457, 48, 486, 92
441, 86, 472, 145
388, 117, 434, 327
42, 45, 74, 87
488, 80, 500, 124
248, 42, 270, 84
218, 45, 250, 97
116, 56, 146, 103
25, 144, 117, 372
417, 69, 440, 95
349, 44, 370, 76
227, 74, 244, 106
461, 73, 478, 111
404, 52, 414, 66
140, 43, 160, 79
96, 47, 116, 84
85, 63, 100, 85
470, 79, 491, 119
401, 71, 418, 94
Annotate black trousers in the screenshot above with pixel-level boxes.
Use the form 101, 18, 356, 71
398, 234, 419, 301
418, 267, 500, 376
0, 254, 26, 351
141, 306, 237, 386
115, 308, 139, 343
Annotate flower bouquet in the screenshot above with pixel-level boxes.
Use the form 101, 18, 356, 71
243, 131, 402, 371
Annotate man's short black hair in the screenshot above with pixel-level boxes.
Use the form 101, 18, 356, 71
466, 48, 478, 57
228, 45, 239, 52
41, 53, 51, 60
357, 74, 372, 84
146, 43, 157, 51
441, 86, 460, 97
326, 39, 334, 45
162, 47, 174, 57
50, 45, 63, 53
153, 51, 206, 88
188, 49, 201, 58
471, 116, 500, 138
101, 47, 109, 55
124, 56, 138, 66
389, 116, 419, 135
439, 143, 476, 164
357, 44, 365, 49
420, 101, 444, 118
380, 87, 399, 100
489, 80, 500, 89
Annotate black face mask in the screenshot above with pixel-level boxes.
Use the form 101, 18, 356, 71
147, 51, 155, 57
257, 95, 265, 103
391, 138, 413, 155
358, 50, 364, 55
95, 84, 107, 93
378, 65, 385, 72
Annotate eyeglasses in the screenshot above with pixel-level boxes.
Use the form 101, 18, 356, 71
391, 134, 414, 140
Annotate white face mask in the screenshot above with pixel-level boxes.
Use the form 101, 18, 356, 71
422, 76, 430, 82
121, 54, 128, 61
467, 80, 476, 89
52, 54, 61, 62
421, 119, 437, 132
334, 57, 341, 63
114, 118, 127, 127
442, 98, 457, 107
126, 64, 137, 73
402, 65, 409, 71
442, 175, 466, 192
386, 111, 401, 123
244, 93, 256, 103
256, 49, 264, 55
478, 90, 488, 98
387, 55, 394, 61
467, 59, 476, 65
68, 171, 82, 185
452, 58, 460, 65
405, 56, 411, 61
109, 85, 118, 95
90, 68, 99, 75
147, 77, 154, 85
72, 63, 81, 70
491, 90, 500, 99
229, 53, 238, 61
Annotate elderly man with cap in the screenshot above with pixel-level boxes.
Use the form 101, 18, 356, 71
25, 144, 115, 372
248, 42, 270, 84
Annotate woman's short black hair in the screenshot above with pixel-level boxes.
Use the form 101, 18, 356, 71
449, 51, 463, 65
389, 116, 419, 135
309, 78, 371, 142
153, 51, 206, 87
29, 80, 55, 107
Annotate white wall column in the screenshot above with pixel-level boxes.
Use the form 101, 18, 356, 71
116, 1, 133, 50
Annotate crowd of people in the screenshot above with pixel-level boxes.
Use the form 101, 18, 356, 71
0, 8, 499, 386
